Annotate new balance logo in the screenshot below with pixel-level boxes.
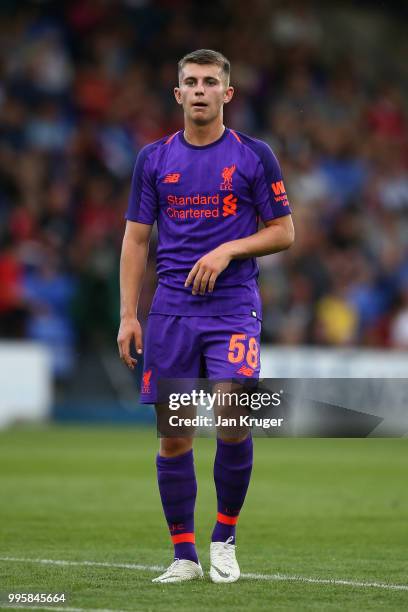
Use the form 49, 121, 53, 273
164, 173, 181, 183
237, 365, 254, 377
222, 194, 237, 217
271, 180, 286, 195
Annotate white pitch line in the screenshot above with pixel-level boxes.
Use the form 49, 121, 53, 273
2, 607, 125, 612
242, 572, 408, 591
0, 557, 165, 572
1, 556, 407, 592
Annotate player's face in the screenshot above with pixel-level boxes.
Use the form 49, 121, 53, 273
174, 63, 234, 126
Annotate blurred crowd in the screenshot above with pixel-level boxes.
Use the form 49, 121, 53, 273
0, 0, 407, 380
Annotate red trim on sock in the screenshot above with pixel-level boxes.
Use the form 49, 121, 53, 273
171, 533, 195, 544
217, 512, 239, 525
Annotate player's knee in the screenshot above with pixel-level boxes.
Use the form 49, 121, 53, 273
218, 432, 250, 443
159, 437, 193, 457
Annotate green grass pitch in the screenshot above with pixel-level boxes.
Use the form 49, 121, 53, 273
0, 426, 407, 611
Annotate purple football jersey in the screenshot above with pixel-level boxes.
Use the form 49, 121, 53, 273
126, 128, 291, 318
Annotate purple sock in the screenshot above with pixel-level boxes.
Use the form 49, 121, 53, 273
156, 449, 198, 563
212, 435, 253, 544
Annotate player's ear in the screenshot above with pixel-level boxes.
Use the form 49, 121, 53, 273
224, 86, 234, 105
174, 87, 183, 105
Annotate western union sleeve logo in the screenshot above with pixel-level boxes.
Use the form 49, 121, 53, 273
271, 180, 289, 205
271, 180, 285, 195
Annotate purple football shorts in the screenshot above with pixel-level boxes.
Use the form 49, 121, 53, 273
140, 314, 261, 404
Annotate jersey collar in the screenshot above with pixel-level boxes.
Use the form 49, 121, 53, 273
179, 127, 230, 150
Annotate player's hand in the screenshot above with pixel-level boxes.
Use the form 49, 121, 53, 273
117, 317, 143, 370
185, 245, 232, 295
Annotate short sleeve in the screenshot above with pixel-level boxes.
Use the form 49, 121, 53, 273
125, 147, 158, 224
251, 142, 292, 221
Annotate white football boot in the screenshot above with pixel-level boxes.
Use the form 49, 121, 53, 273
152, 558, 203, 583
210, 536, 240, 583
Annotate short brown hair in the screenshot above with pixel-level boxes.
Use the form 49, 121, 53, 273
178, 49, 230, 85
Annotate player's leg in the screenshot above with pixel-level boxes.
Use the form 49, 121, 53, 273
210, 386, 253, 583
154, 428, 198, 557
202, 316, 260, 583
141, 315, 203, 583
153, 427, 203, 582
212, 382, 253, 546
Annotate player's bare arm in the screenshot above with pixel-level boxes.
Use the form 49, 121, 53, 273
185, 214, 294, 295
117, 220, 152, 369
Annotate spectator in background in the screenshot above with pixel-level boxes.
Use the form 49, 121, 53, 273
0, 234, 28, 338
390, 284, 408, 349
23, 242, 76, 380
0, 0, 407, 386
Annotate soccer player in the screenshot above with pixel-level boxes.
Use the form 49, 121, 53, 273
117, 49, 294, 583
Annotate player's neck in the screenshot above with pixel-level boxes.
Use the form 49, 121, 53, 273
183, 120, 225, 147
